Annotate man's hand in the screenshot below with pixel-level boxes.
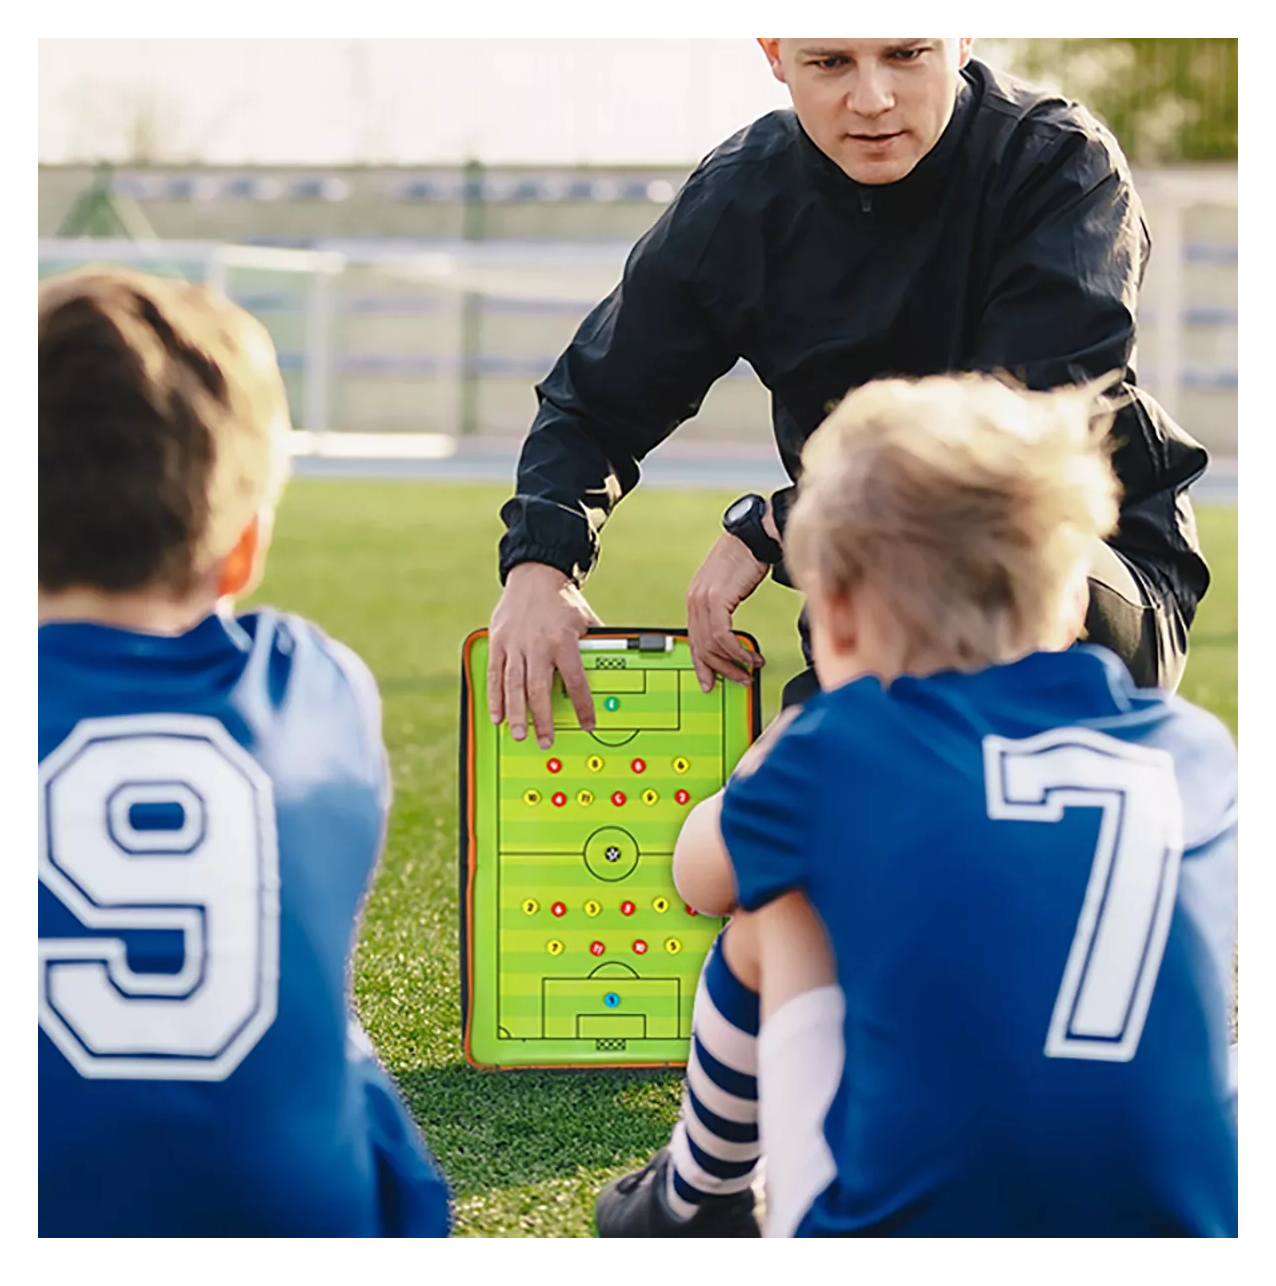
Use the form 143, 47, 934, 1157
488, 562, 602, 749
686, 533, 769, 692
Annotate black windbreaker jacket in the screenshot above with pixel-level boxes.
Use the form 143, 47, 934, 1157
498, 60, 1210, 622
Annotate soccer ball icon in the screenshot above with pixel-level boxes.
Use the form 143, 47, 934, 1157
605, 845, 622, 863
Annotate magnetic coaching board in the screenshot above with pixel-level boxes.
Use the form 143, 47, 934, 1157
460, 628, 761, 1069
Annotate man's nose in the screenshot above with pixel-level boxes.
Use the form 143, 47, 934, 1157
847, 67, 894, 118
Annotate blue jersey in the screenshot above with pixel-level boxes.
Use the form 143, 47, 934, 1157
720, 645, 1237, 1237
39, 609, 451, 1237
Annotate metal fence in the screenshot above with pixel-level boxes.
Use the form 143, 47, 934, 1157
37, 166, 1238, 457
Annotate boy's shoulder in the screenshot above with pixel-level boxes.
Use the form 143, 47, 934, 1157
786, 646, 1233, 764
231, 607, 388, 789
39, 608, 386, 778
235, 606, 380, 708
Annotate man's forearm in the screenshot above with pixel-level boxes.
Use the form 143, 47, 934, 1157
498, 495, 595, 587
498, 389, 637, 585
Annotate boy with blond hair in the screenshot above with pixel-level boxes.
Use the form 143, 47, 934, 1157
38, 268, 450, 1236
597, 375, 1237, 1237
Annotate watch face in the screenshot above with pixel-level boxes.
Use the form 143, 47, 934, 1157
726, 497, 755, 525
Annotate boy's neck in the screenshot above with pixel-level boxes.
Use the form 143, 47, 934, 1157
38, 584, 224, 636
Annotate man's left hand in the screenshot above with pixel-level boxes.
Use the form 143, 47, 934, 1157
686, 533, 769, 691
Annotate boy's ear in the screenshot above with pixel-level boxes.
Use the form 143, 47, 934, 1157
217, 513, 262, 600
823, 583, 860, 654
1062, 567, 1092, 647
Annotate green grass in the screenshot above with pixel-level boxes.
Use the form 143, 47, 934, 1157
247, 480, 1238, 1237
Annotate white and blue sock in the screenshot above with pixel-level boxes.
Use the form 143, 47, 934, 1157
665, 933, 761, 1220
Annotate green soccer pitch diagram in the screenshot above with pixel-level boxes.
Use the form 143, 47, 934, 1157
460, 628, 761, 1069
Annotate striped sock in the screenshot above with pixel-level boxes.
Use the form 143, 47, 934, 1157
664, 932, 760, 1221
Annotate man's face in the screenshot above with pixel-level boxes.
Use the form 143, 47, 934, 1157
761, 38, 973, 185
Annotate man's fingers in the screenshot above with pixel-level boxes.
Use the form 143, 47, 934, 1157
704, 605, 760, 685
689, 603, 760, 689
691, 650, 717, 695
707, 644, 755, 685
526, 659, 557, 750
556, 643, 597, 733
688, 625, 717, 693
722, 631, 765, 678
487, 640, 506, 724
504, 651, 529, 742
686, 597, 717, 692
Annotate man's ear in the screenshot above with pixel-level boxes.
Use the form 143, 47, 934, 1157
217, 513, 262, 600
757, 39, 787, 85
956, 38, 974, 69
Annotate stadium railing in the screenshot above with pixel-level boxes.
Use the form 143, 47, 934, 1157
37, 168, 1237, 458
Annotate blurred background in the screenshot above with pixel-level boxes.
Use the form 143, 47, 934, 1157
38, 38, 1238, 488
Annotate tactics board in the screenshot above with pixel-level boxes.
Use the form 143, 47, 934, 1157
460, 628, 760, 1069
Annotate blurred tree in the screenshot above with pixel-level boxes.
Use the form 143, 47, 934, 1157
56, 163, 158, 239
1005, 39, 1237, 164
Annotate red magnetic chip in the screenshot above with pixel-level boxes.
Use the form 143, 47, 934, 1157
552, 792, 567, 807
633, 940, 648, 955
685, 904, 698, 916
621, 901, 635, 916
611, 791, 626, 806
675, 790, 690, 805
552, 902, 566, 917
631, 758, 646, 773
590, 940, 606, 957
547, 758, 562, 773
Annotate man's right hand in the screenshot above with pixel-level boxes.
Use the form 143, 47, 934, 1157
488, 562, 602, 749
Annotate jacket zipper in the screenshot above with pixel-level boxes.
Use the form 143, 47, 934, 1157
860, 191, 872, 214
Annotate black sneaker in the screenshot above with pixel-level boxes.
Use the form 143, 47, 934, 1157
595, 1148, 761, 1238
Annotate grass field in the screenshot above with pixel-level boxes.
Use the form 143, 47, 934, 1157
247, 480, 1238, 1238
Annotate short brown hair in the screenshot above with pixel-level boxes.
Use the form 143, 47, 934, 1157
785, 373, 1121, 670
39, 267, 290, 595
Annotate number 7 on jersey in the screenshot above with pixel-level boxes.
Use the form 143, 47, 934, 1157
984, 728, 1184, 1063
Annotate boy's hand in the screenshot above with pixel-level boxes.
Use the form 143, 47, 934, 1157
488, 562, 602, 748
686, 534, 769, 692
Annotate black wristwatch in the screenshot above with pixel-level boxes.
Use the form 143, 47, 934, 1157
723, 493, 783, 565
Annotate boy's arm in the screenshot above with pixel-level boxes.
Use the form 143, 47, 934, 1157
754, 890, 838, 1023
673, 791, 737, 917
674, 707, 806, 917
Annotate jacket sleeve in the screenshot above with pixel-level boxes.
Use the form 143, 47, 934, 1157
970, 123, 1210, 624
498, 174, 743, 585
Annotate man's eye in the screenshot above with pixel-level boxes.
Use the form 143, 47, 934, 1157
890, 48, 926, 62
813, 57, 847, 70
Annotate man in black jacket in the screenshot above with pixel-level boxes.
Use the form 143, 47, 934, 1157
487, 38, 1209, 754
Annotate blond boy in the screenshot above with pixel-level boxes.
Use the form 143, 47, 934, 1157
597, 374, 1237, 1237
